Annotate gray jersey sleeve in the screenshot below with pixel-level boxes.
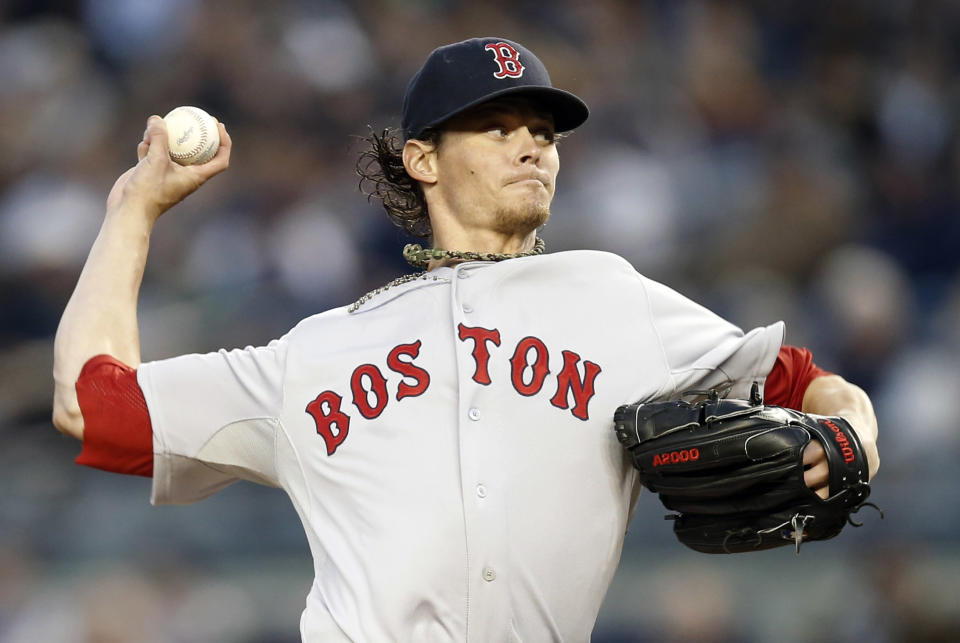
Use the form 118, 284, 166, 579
640, 275, 784, 400
137, 339, 288, 505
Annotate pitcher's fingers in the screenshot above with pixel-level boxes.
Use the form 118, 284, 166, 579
805, 459, 830, 500
802, 439, 825, 466
804, 461, 829, 489
192, 123, 231, 179
210, 122, 231, 163
144, 115, 169, 161
137, 140, 149, 161
217, 122, 231, 150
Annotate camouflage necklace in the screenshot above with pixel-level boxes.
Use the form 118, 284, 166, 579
401, 237, 546, 269
348, 237, 546, 313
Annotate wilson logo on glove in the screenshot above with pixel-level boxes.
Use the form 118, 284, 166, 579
652, 448, 700, 467
821, 419, 856, 463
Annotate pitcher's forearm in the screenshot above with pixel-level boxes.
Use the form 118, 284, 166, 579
52, 203, 155, 438
802, 374, 879, 478
59, 205, 154, 363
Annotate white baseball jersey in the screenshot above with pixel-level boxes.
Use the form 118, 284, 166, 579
137, 250, 783, 642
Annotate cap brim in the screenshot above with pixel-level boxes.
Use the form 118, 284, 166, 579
412, 85, 589, 138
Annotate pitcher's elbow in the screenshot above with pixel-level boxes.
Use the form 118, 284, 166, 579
52, 400, 84, 441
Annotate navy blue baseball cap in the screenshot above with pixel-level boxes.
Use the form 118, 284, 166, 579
402, 37, 589, 140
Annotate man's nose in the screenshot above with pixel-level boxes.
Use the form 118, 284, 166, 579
514, 127, 542, 165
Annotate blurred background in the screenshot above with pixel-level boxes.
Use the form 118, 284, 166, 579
1, 0, 958, 641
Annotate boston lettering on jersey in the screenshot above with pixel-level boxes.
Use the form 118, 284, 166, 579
306, 324, 602, 456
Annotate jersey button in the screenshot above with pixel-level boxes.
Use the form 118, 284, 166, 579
482, 567, 496, 582
462, 303, 473, 313
476, 484, 487, 498
468, 407, 481, 421
457, 271, 470, 279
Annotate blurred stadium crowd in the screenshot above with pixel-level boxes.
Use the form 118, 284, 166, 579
1, 0, 959, 641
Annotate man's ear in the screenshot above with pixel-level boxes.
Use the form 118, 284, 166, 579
403, 139, 438, 185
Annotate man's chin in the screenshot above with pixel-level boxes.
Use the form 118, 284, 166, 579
494, 203, 550, 235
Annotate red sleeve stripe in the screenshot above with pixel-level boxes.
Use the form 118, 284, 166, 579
74, 354, 154, 477
764, 345, 832, 410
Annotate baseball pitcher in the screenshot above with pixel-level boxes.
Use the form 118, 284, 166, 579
52, 37, 880, 642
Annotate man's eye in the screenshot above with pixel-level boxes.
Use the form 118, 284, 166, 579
536, 130, 556, 143
486, 127, 508, 138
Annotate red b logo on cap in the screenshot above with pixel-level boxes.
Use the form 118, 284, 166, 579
485, 42, 525, 79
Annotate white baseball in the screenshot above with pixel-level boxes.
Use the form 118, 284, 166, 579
162, 106, 220, 165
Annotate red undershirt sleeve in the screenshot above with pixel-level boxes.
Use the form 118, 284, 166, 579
764, 345, 832, 411
74, 354, 154, 477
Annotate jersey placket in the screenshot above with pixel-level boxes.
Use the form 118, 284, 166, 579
450, 263, 511, 641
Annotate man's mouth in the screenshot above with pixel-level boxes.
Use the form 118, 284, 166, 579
507, 174, 549, 188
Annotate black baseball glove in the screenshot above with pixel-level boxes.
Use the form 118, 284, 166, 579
614, 385, 880, 554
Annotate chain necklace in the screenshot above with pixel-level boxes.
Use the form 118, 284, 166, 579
348, 237, 546, 313
401, 237, 546, 269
